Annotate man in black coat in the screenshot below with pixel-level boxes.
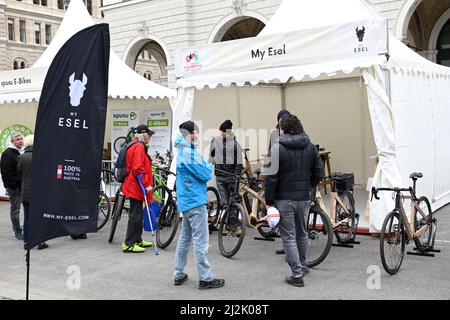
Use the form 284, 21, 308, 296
0, 133, 24, 240
264, 115, 323, 287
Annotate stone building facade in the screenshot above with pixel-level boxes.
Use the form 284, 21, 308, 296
99, 0, 450, 87
0, 0, 102, 71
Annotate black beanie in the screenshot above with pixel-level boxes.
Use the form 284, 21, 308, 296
179, 120, 199, 136
277, 109, 291, 122
219, 120, 233, 132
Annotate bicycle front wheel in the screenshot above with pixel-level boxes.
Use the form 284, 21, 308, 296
97, 191, 111, 231
334, 191, 357, 243
380, 211, 405, 275
306, 207, 333, 268
218, 203, 246, 258
413, 196, 433, 252
153, 185, 179, 249
108, 192, 125, 243
255, 191, 277, 238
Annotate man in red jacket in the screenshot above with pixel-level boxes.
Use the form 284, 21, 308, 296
121, 125, 155, 253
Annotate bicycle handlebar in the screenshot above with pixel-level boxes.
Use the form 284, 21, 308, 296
371, 186, 413, 202
154, 166, 176, 176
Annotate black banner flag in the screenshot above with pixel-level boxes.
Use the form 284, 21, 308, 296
25, 24, 110, 249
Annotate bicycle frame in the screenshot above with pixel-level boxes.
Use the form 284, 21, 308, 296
315, 184, 352, 229
395, 193, 430, 241
239, 183, 267, 229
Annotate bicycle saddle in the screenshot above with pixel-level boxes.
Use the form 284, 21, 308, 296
243, 148, 250, 152
410, 172, 423, 179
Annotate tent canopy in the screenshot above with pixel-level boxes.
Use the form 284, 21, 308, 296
0, 0, 175, 104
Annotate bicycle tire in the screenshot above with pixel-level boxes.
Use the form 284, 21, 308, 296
218, 203, 246, 258
256, 191, 277, 238
153, 185, 179, 249
108, 191, 125, 243
380, 211, 405, 275
113, 136, 127, 155
97, 191, 111, 231
207, 186, 221, 228
334, 190, 357, 244
306, 207, 333, 268
413, 196, 433, 251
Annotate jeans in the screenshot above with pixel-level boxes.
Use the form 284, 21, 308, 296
6, 188, 22, 235
174, 205, 214, 282
125, 198, 143, 245
216, 176, 235, 208
276, 200, 310, 278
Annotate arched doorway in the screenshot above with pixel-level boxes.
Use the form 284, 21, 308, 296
210, 15, 266, 43
437, 20, 450, 66
124, 38, 169, 86
402, 0, 450, 64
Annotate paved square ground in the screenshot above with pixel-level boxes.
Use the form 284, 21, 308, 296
0, 200, 449, 300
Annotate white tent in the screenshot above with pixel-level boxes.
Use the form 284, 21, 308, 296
174, 0, 450, 232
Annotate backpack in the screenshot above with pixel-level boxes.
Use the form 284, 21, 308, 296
114, 141, 143, 183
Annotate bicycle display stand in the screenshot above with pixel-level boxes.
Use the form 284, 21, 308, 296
407, 247, 441, 257
254, 237, 275, 242
332, 239, 361, 248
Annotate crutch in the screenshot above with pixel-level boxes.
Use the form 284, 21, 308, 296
137, 174, 159, 255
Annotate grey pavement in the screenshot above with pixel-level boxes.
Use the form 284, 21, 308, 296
0, 200, 449, 300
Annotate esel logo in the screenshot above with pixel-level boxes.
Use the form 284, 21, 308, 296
68, 73, 88, 107
185, 51, 200, 64
130, 112, 137, 120
356, 26, 366, 42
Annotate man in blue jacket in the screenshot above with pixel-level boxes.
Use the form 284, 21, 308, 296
173, 120, 225, 290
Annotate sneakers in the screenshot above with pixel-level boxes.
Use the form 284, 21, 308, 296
15, 233, 24, 241
285, 276, 304, 287
198, 278, 225, 290
174, 274, 188, 286
137, 240, 153, 248
122, 243, 146, 253
37, 243, 49, 250
70, 234, 87, 240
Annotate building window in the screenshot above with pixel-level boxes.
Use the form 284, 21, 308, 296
41, 0, 47, 6
58, 0, 64, 9
33, 0, 39, 4
13, 61, 19, 70
20, 61, 26, 69
45, 24, 52, 45
144, 71, 152, 80
35, 23, 41, 45
8, 18, 15, 41
19, 20, 26, 43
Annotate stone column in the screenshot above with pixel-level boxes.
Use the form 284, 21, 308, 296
0, 0, 6, 70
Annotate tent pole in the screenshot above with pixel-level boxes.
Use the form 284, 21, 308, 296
26, 249, 30, 300
281, 77, 293, 109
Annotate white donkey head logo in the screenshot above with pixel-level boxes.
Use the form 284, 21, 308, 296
68, 73, 88, 107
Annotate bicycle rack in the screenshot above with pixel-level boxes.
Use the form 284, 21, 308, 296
332, 213, 361, 248
407, 219, 440, 257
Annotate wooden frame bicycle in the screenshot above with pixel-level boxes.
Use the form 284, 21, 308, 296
314, 174, 359, 244
372, 172, 438, 275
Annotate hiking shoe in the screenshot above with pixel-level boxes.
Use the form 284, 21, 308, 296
122, 243, 145, 253
199, 278, 225, 290
137, 240, 153, 248
15, 233, 24, 241
285, 276, 304, 287
174, 274, 188, 286
37, 243, 49, 250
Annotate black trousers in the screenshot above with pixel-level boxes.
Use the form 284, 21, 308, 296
125, 198, 143, 245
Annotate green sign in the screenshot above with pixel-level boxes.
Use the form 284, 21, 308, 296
147, 119, 169, 127
113, 121, 129, 127
0, 124, 33, 153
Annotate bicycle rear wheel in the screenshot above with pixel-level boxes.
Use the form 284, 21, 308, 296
218, 203, 246, 258
113, 136, 127, 155
380, 211, 405, 275
306, 207, 333, 268
153, 185, 179, 249
108, 191, 125, 243
206, 186, 220, 228
334, 191, 357, 243
97, 191, 111, 231
255, 191, 277, 238
413, 196, 433, 251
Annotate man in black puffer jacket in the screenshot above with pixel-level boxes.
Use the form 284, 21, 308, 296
264, 115, 323, 287
0, 133, 24, 240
